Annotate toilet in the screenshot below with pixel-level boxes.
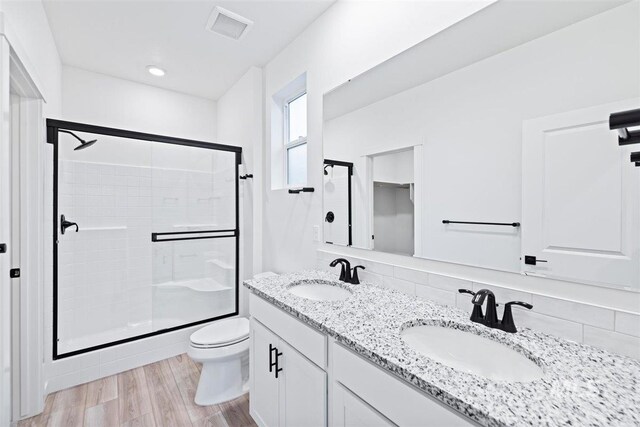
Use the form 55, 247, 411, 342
187, 317, 250, 406
188, 272, 277, 406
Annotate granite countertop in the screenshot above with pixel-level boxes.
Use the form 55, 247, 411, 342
244, 270, 640, 427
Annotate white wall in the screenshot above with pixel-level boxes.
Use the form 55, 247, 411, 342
62, 66, 216, 139
0, 0, 62, 116
216, 66, 264, 315
263, 0, 494, 274
324, 2, 639, 273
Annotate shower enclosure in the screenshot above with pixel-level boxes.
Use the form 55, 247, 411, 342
47, 120, 241, 359
323, 159, 353, 246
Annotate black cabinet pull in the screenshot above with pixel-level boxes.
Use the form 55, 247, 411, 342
269, 343, 283, 378
274, 348, 283, 379
269, 343, 276, 373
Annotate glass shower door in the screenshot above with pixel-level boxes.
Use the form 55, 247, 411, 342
149, 143, 238, 332
51, 120, 240, 358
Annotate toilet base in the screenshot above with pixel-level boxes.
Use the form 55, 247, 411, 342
194, 357, 249, 406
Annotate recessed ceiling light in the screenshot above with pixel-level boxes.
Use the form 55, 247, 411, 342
146, 66, 166, 77
206, 6, 253, 41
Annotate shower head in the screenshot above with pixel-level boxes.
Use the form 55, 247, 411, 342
74, 139, 97, 151
323, 164, 333, 175
60, 130, 98, 151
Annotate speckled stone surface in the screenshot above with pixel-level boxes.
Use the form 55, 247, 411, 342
244, 270, 640, 427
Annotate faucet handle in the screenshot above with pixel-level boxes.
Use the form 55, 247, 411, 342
501, 301, 533, 333
458, 289, 484, 323
505, 301, 533, 310
351, 265, 365, 284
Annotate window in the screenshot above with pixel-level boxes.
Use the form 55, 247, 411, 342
270, 72, 306, 190
284, 92, 307, 186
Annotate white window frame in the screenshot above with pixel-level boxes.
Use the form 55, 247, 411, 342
283, 91, 307, 186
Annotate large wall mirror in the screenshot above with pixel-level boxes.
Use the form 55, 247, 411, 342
322, 0, 640, 291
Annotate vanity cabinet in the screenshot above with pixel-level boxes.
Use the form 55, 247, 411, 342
249, 292, 475, 427
249, 294, 328, 427
332, 383, 394, 427
251, 319, 280, 427
331, 342, 476, 427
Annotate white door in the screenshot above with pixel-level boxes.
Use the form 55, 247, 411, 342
332, 383, 394, 427
250, 319, 280, 427
279, 339, 327, 427
522, 99, 640, 289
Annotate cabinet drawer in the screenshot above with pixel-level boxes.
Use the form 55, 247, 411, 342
250, 293, 327, 368
332, 343, 476, 427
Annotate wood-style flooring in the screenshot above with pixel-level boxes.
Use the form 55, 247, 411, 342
18, 354, 257, 427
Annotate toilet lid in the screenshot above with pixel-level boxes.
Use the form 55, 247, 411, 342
190, 317, 249, 347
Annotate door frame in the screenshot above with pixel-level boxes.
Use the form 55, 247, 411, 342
362, 144, 423, 256
47, 119, 243, 360
0, 22, 48, 424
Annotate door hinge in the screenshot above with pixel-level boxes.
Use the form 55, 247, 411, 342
524, 255, 547, 266
0, 243, 6, 253
10, 268, 20, 278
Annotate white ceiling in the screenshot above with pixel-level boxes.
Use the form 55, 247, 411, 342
43, 0, 335, 100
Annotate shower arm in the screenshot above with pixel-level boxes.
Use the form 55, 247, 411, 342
58, 129, 85, 144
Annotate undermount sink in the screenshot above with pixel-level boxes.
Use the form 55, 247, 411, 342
401, 325, 543, 382
287, 279, 352, 301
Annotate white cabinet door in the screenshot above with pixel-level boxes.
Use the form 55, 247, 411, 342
279, 339, 327, 427
522, 99, 640, 289
332, 383, 394, 427
250, 319, 280, 427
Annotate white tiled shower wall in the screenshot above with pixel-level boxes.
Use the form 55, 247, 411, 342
57, 159, 235, 346
317, 250, 640, 360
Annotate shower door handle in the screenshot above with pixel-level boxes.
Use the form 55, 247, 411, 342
60, 215, 79, 235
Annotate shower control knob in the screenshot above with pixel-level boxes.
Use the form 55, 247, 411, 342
325, 211, 335, 223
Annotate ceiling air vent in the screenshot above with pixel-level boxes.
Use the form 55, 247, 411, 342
206, 7, 253, 41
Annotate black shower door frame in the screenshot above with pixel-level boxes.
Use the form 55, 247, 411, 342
47, 119, 242, 360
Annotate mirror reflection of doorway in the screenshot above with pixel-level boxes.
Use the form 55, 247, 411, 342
371, 148, 414, 256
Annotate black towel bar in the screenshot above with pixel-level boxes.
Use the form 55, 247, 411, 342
443, 220, 520, 228
288, 187, 315, 194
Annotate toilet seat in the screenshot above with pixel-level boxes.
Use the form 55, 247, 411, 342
189, 317, 249, 349
190, 336, 248, 349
